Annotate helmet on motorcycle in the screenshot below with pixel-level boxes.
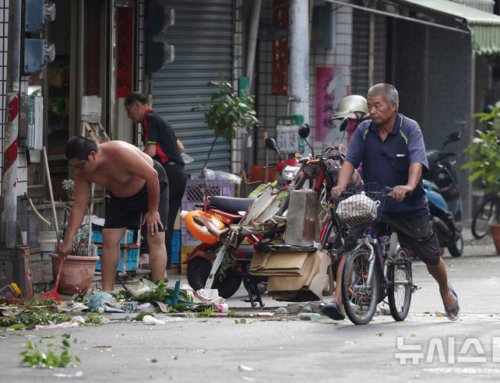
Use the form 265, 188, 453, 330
332, 95, 368, 120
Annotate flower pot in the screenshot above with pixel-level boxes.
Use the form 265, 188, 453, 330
490, 224, 500, 255
50, 254, 99, 295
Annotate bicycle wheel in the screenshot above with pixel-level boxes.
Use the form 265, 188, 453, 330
472, 194, 498, 239
387, 248, 413, 321
341, 248, 379, 325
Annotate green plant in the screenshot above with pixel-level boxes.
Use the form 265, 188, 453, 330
462, 106, 500, 194
20, 333, 81, 368
192, 80, 259, 168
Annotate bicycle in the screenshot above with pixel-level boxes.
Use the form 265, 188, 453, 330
471, 191, 500, 239
335, 185, 415, 325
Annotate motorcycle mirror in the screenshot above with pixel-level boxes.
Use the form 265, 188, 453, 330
339, 118, 349, 132
447, 132, 461, 142
265, 137, 282, 160
298, 124, 310, 139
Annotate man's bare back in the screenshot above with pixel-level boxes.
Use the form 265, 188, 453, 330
76, 141, 154, 198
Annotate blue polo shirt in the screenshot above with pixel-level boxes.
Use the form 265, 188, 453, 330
345, 114, 429, 215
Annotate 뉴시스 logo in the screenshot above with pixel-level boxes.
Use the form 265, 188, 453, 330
395, 336, 500, 365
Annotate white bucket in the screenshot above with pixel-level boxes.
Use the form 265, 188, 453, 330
38, 231, 58, 252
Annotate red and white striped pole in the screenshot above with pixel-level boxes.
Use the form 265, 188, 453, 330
1, 0, 21, 247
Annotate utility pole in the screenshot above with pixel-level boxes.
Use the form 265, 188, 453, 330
288, 0, 309, 121
1, 0, 22, 248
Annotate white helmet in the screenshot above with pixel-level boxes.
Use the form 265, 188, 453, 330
332, 95, 368, 120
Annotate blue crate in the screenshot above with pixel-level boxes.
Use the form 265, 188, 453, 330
92, 230, 135, 245
95, 247, 139, 272
170, 230, 181, 264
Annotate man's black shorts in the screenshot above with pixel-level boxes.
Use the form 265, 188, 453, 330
380, 213, 441, 266
104, 160, 169, 230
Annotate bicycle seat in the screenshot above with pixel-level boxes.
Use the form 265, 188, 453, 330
207, 196, 255, 214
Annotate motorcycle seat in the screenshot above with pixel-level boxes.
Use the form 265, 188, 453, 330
207, 196, 255, 214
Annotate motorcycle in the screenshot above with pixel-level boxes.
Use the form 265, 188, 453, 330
425, 132, 463, 225
182, 133, 306, 306
423, 179, 463, 257
181, 195, 267, 305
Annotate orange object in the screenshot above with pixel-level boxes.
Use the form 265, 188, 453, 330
182, 210, 225, 245
42, 257, 63, 302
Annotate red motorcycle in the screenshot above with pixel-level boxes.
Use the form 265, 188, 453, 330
182, 195, 265, 305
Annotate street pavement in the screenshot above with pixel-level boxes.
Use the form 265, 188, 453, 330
1, 229, 500, 382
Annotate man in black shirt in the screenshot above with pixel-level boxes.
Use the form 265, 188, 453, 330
125, 92, 187, 269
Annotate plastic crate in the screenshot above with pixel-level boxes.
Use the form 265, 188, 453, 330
170, 230, 181, 264
95, 247, 139, 272
92, 230, 135, 245
181, 179, 235, 211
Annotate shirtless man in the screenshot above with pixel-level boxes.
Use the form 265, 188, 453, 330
57, 136, 168, 291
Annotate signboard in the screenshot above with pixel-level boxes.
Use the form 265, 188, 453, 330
276, 115, 304, 154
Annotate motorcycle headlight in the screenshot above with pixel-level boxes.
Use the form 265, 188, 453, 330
282, 165, 301, 180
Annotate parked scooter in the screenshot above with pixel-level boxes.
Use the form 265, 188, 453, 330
423, 179, 463, 257
182, 196, 266, 304
425, 132, 463, 225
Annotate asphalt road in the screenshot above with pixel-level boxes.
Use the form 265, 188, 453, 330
1, 239, 499, 383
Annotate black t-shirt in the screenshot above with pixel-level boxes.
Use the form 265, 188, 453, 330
142, 109, 184, 165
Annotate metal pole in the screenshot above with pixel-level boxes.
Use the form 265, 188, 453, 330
288, 0, 309, 120
246, 0, 262, 90
1, 0, 21, 247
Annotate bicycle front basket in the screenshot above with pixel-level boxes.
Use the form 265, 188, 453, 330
336, 193, 380, 227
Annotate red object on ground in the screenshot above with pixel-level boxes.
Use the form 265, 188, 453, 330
41, 258, 64, 302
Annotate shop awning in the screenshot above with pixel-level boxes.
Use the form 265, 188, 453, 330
327, 0, 500, 55
396, 0, 500, 55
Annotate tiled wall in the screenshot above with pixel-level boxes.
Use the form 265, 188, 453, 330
255, 1, 353, 165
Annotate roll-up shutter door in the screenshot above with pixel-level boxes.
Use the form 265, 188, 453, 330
150, 0, 234, 175
351, 10, 387, 95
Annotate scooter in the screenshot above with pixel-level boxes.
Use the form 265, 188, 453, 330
423, 179, 463, 258
425, 132, 463, 225
182, 195, 266, 305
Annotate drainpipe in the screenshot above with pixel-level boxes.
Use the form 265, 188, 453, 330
1, 0, 21, 247
368, 13, 375, 87
288, 0, 309, 121
246, 0, 262, 90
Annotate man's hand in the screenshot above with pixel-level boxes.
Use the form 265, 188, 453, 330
392, 185, 413, 201
331, 186, 346, 198
143, 210, 164, 235
57, 239, 72, 260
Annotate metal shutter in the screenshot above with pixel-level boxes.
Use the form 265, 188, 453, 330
150, 0, 234, 176
351, 9, 387, 95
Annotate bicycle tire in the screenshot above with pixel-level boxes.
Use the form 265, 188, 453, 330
341, 248, 379, 325
387, 248, 413, 321
471, 194, 498, 239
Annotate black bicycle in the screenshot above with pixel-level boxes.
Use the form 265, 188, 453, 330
471, 192, 500, 239
335, 186, 415, 325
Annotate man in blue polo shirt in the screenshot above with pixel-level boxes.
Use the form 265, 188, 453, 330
323, 83, 459, 321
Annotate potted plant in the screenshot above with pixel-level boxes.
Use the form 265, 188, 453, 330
462, 105, 500, 251
50, 180, 100, 295
192, 80, 260, 170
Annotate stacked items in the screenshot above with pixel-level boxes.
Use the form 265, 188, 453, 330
249, 249, 330, 302
92, 229, 139, 273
